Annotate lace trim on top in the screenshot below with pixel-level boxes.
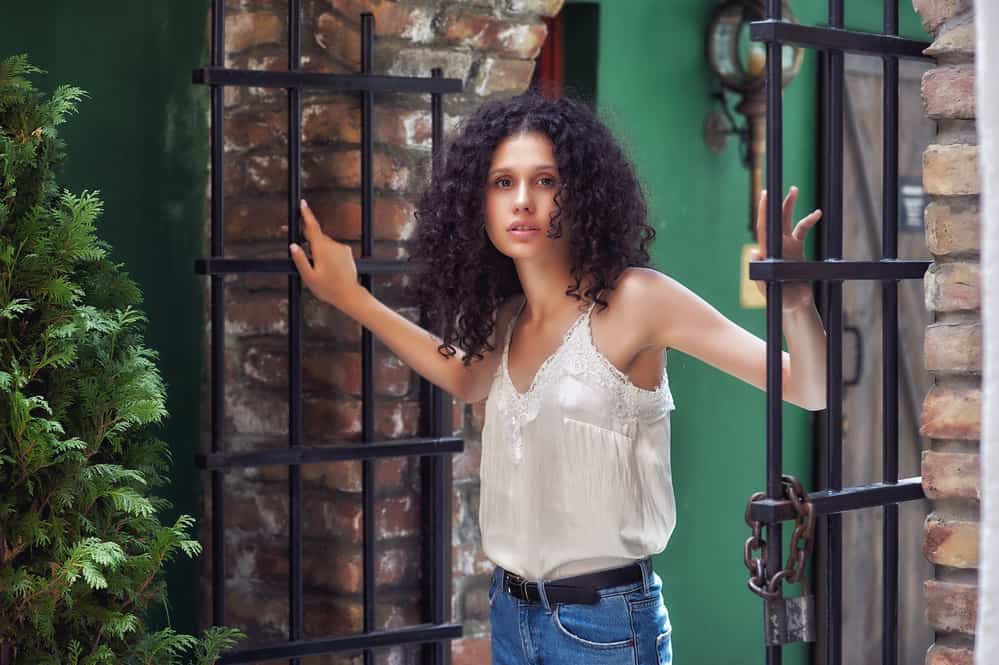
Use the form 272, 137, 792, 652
499, 297, 590, 461
496, 296, 675, 463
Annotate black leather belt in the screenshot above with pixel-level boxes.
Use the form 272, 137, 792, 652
501, 558, 650, 605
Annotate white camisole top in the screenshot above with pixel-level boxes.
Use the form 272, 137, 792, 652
479, 294, 678, 580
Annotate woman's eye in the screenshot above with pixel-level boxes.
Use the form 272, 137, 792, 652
539, 176, 556, 186
495, 178, 511, 187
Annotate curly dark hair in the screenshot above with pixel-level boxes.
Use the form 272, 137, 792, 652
409, 91, 657, 366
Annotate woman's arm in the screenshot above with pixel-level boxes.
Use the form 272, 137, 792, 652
625, 186, 827, 411
287, 199, 512, 403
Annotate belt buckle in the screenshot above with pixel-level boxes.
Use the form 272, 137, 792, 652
506, 573, 529, 600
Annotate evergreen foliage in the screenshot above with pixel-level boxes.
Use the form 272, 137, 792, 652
0, 55, 243, 664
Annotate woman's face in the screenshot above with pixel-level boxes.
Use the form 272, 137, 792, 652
483, 130, 568, 261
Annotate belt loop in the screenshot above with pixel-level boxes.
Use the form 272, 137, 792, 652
638, 558, 651, 595
536, 578, 553, 612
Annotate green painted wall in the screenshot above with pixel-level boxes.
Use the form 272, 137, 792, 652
0, 3, 210, 637
565, 1, 927, 662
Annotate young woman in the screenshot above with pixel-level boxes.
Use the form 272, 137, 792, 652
286, 93, 826, 665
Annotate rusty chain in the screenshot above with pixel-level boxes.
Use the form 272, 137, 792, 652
744, 474, 815, 600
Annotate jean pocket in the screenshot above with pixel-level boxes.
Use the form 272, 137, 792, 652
552, 595, 635, 650
627, 593, 672, 664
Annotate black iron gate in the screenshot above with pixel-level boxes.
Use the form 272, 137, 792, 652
746, 2, 933, 664
194, 3, 463, 663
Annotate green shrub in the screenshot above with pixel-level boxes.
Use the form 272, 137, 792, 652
0, 54, 243, 665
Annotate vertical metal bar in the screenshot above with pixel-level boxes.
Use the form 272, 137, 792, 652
432, 68, 450, 665
360, 13, 376, 665
287, 1, 303, 663
764, 2, 783, 664
419, 68, 451, 665
825, 2, 845, 665
210, 0, 226, 629
881, 3, 900, 664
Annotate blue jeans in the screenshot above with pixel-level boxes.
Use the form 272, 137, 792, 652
488, 560, 673, 664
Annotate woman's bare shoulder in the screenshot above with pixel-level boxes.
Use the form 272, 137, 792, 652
606, 266, 688, 350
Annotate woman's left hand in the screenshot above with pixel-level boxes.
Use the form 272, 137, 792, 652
749, 186, 823, 313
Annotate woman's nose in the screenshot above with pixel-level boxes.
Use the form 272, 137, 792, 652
514, 182, 532, 212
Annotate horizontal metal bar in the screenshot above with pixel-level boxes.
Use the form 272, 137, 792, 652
193, 67, 463, 94
216, 623, 464, 664
198, 436, 464, 469
749, 477, 925, 523
195, 257, 421, 275
750, 20, 931, 60
749, 259, 929, 282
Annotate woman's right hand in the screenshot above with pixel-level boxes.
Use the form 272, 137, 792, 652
285, 199, 367, 313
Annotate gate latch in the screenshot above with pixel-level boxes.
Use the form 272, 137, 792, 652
744, 475, 817, 645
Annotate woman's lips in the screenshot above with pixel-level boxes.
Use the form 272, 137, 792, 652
508, 227, 540, 238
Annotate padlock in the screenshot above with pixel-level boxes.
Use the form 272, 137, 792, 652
763, 575, 816, 645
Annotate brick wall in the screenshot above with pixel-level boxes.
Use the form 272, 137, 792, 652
198, 2, 562, 663
913, 1, 982, 664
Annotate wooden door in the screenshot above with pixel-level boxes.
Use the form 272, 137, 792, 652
837, 52, 935, 665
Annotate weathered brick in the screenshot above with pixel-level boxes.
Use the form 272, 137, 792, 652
302, 595, 429, 638
387, 48, 475, 85
226, 539, 289, 581
474, 57, 536, 96
303, 492, 421, 542
304, 149, 412, 192
304, 396, 362, 439
925, 199, 979, 256
315, 12, 363, 67
301, 193, 416, 241
226, 11, 283, 53
461, 580, 491, 621
301, 457, 408, 493
311, 349, 412, 396
224, 583, 289, 641
304, 397, 423, 441
328, 0, 434, 43
924, 321, 981, 372
925, 21, 975, 60
444, 13, 547, 60
924, 144, 980, 195
453, 542, 493, 578
452, 635, 492, 665
225, 112, 288, 152
224, 196, 287, 243
925, 579, 977, 635
226, 290, 288, 336
924, 515, 979, 568
226, 489, 288, 536
923, 66, 976, 119
505, 0, 564, 17
920, 384, 981, 440
912, 0, 972, 33
453, 440, 482, 482
245, 153, 288, 194
923, 450, 980, 500
302, 100, 359, 144
242, 345, 289, 387
304, 293, 363, 342
303, 543, 419, 593
225, 386, 288, 434
925, 262, 980, 312
927, 643, 975, 665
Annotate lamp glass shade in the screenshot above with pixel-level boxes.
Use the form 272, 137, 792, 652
708, 0, 804, 93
